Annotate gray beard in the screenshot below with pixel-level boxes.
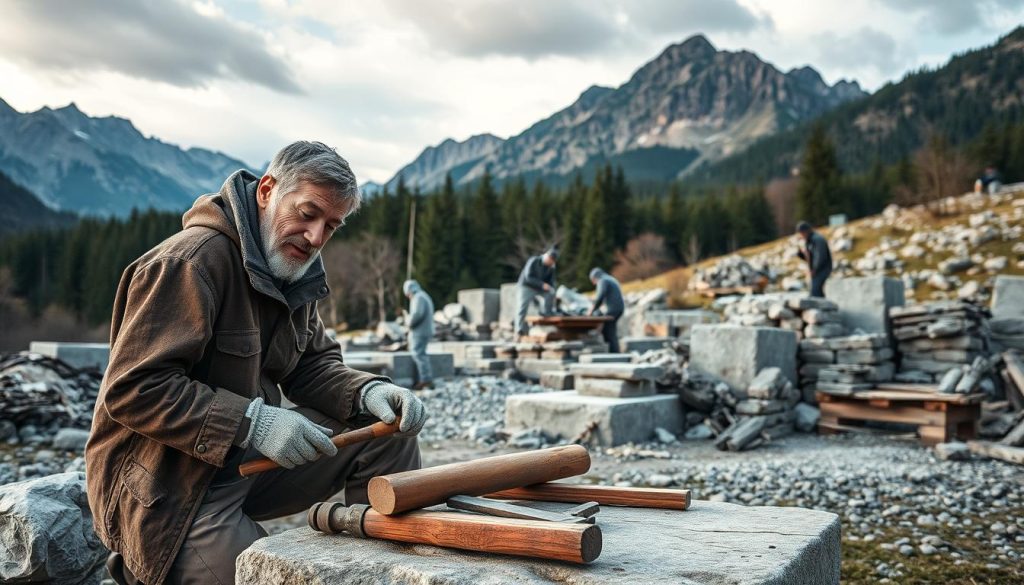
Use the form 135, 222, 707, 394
260, 200, 320, 283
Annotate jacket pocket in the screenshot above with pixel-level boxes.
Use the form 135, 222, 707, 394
122, 459, 168, 508
215, 329, 261, 358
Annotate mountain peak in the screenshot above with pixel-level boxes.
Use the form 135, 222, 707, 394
679, 33, 715, 54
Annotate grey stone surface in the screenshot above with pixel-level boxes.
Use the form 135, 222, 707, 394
428, 342, 501, 368
575, 377, 655, 398
29, 342, 110, 372
539, 370, 574, 390
991, 275, 1024, 320
346, 352, 454, 386
578, 353, 633, 364
505, 391, 683, 446
620, 337, 673, 353
515, 358, 574, 381
824, 276, 905, 335
458, 288, 501, 325
237, 500, 840, 585
643, 309, 720, 336
569, 363, 663, 382
690, 325, 798, 391
51, 428, 90, 452
0, 472, 107, 584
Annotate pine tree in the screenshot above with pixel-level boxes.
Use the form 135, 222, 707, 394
796, 123, 841, 226
574, 180, 612, 288
464, 170, 503, 287
414, 175, 462, 303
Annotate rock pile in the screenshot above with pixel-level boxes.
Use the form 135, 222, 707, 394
799, 334, 894, 398
689, 255, 773, 291
723, 294, 846, 341
415, 376, 550, 447
711, 368, 803, 451
890, 302, 991, 382
0, 353, 101, 445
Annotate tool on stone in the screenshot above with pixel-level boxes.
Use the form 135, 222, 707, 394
238, 419, 401, 477
446, 495, 599, 524
367, 444, 591, 515
307, 501, 602, 563
487, 482, 691, 510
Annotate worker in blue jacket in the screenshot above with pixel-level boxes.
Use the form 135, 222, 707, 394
796, 221, 833, 298
588, 267, 624, 353
515, 247, 558, 338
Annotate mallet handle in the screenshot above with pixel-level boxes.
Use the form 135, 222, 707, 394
239, 420, 400, 477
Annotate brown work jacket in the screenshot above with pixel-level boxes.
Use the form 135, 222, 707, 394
85, 172, 385, 584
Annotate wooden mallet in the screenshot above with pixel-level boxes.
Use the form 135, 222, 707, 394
238, 419, 401, 477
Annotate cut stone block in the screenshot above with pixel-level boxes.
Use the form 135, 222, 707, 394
802, 309, 840, 324
575, 377, 655, 398
346, 351, 454, 385
826, 334, 889, 350
992, 275, 1024, 320
465, 358, 511, 373
824, 276, 905, 335
505, 391, 683, 446
690, 325, 798, 391
799, 350, 836, 364
539, 370, 574, 390
457, 288, 500, 324
578, 353, 633, 364
515, 358, 574, 381
29, 342, 110, 372
568, 363, 663, 381
804, 323, 845, 338
237, 501, 841, 585
735, 399, 788, 415
643, 309, 720, 337
747, 367, 787, 399
620, 337, 673, 353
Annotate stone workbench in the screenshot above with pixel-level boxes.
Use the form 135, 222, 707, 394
236, 500, 840, 584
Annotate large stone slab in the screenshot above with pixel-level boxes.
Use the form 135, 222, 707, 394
568, 363, 662, 381
29, 342, 110, 372
515, 358, 574, 381
505, 391, 682, 446
458, 288, 500, 325
575, 377, 655, 398
824, 276, 904, 335
992, 275, 1024, 320
237, 500, 840, 585
690, 325, 798, 390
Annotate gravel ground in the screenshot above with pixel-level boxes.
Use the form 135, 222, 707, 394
4, 376, 1022, 584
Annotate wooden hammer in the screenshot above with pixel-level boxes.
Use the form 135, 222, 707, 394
238, 419, 401, 477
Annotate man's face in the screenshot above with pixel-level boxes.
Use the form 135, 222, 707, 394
257, 176, 352, 282
543, 254, 556, 267
799, 230, 811, 241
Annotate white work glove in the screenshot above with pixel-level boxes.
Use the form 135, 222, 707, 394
244, 397, 337, 469
360, 382, 428, 437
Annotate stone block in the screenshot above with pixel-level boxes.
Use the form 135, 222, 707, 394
29, 342, 110, 372
539, 370, 574, 390
735, 399, 788, 415
992, 275, 1024, 320
346, 351, 453, 385
804, 323, 845, 338
578, 353, 633, 364
643, 309, 719, 337
620, 337, 673, 353
824, 276, 905, 335
802, 309, 839, 324
515, 358, 574, 381
238, 501, 841, 585
568, 363, 663, 381
575, 377, 655, 398
799, 350, 836, 364
690, 325, 798, 391
465, 358, 511, 373
457, 288, 500, 325
505, 391, 683, 446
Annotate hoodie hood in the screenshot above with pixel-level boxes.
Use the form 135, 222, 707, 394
182, 169, 329, 311
403, 279, 422, 296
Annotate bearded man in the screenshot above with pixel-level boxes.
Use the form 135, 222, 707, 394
87, 141, 427, 584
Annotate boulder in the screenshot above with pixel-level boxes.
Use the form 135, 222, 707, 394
51, 428, 90, 452
0, 472, 107, 584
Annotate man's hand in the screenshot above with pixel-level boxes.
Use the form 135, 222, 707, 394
543, 283, 552, 292
246, 397, 337, 469
361, 382, 428, 437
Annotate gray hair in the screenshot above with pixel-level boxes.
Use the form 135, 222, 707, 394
264, 140, 361, 214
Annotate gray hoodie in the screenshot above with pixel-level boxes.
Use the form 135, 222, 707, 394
403, 279, 435, 339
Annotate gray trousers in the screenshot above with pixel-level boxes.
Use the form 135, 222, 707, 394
810, 272, 830, 298
515, 285, 554, 336
408, 332, 433, 383
166, 406, 421, 585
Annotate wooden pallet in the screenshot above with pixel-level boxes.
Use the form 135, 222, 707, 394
816, 388, 983, 446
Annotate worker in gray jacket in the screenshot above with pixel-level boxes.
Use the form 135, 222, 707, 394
796, 221, 833, 298
403, 279, 435, 389
588, 267, 625, 352
515, 247, 558, 337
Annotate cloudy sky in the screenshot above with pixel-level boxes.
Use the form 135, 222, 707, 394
1, 0, 1022, 183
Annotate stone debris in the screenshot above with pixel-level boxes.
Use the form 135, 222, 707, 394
415, 376, 550, 446
890, 302, 991, 383
713, 367, 800, 452
722, 294, 846, 342
688, 255, 773, 291
0, 353, 101, 448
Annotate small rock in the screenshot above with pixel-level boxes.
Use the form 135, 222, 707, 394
654, 427, 677, 444
52, 428, 91, 452
934, 441, 970, 461
646, 473, 674, 487
684, 424, 713, 440
919, 544, 938, 555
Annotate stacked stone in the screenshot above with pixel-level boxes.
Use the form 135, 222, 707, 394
688, 255, 772, 291
798, 334, 894, 398
723, 295, 844, 341
540, 341, 585, 361
569, 363, 662, 398
0, 354, 101, 443
714, 368, 799, 452
890, 302, 991, 382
